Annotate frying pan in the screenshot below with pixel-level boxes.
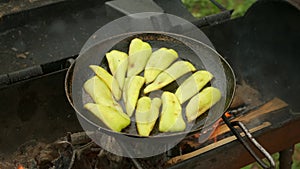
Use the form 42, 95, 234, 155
65, 32, 274, 168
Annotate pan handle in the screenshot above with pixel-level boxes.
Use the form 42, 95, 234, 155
221, 114, 276, 169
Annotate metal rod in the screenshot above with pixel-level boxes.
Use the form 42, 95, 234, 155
279, 146, 294, 169
191, 10, 232, 28
222, 114, 276, 169
209, 0, 227, 11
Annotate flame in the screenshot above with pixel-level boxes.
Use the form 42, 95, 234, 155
193, 112, 233, 143
211, 112, 231, 143
211, 119, 222, 142
225, 111, 231, 118
17, 164, 25, 169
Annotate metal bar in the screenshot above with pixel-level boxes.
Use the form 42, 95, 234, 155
7, 65, 43, 84
167, 110, 300, 169
231, 119, 275, 169
0, 56, 76, 88
209, 0, 227, 11
41, 56, 76, 74
279, 146, 294, 169
192, 10, 232, 28
222, 115, 275, 169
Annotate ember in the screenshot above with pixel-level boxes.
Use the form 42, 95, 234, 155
17, 164, 25, 169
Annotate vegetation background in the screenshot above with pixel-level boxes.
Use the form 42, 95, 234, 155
181, 0, 300, 169
181, 0, 256, 18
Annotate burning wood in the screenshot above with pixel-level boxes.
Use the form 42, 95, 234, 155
0, 82, 288, 169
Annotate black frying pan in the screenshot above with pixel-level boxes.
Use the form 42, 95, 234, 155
65, 32, 274, 168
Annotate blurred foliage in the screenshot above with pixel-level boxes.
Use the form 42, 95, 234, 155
181, 0, 256, 18
292, 143, 300, 169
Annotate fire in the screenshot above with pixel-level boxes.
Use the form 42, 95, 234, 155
192, 112, 233, 143
211, 119, 222, 143
17, 164, 25, 169
225, 111, 231, 118
212, 112, 232, 142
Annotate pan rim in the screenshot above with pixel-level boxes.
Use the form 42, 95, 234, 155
65, 31, 236, 138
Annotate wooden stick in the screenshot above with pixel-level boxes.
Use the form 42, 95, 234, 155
167, 97, 288, 165
234, 97, 288, 123
167, 122, 271, 165
211, 97, 288, 138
